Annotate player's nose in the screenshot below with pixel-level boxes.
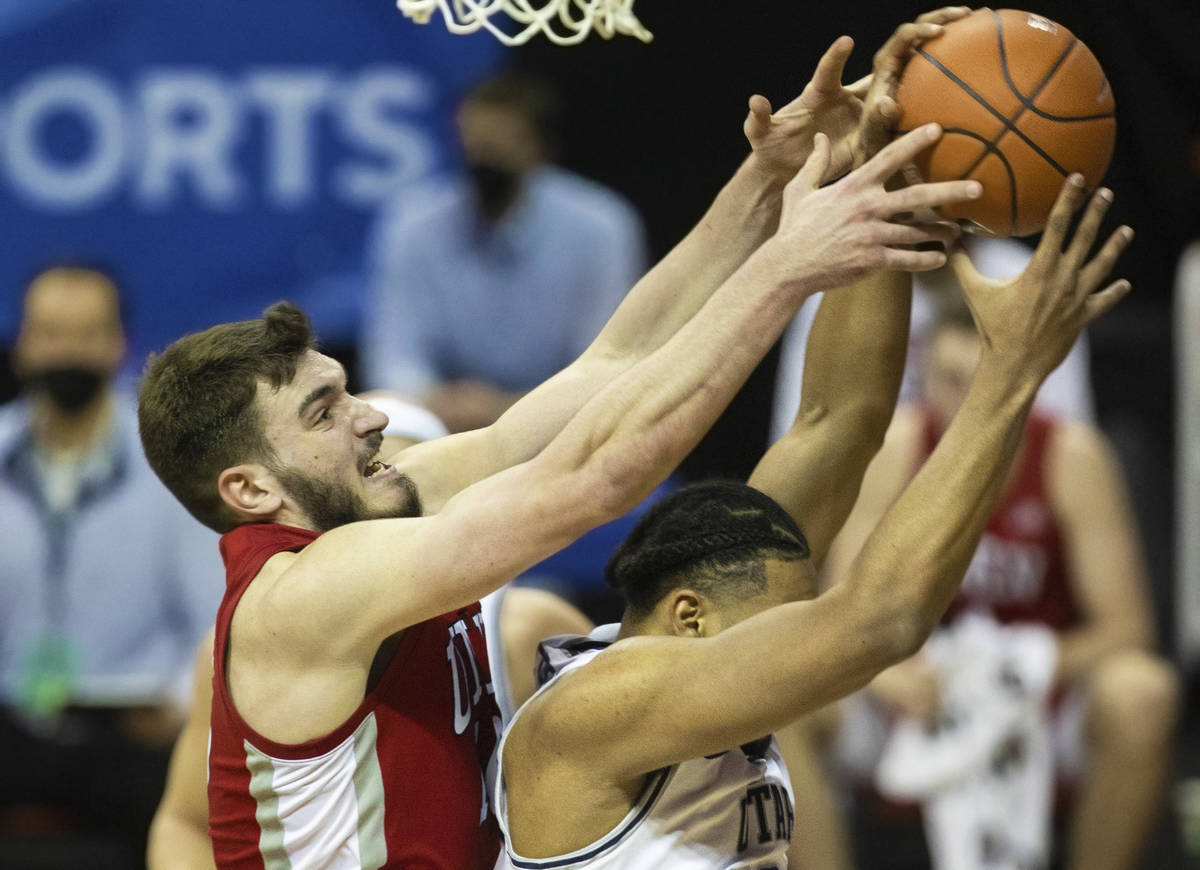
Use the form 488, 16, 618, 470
351, 396, 389, 435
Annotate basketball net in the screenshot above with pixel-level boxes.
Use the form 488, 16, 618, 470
396, 0, 653, 46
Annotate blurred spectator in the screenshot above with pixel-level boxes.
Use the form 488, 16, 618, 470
822, 297, 1179, 870
361, 70, 647, 432
771, 236, 1096, 446
0, 265, 222, 867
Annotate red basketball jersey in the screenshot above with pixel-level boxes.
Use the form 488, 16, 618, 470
917, 408, 1080, 630
208, 523, 501, 870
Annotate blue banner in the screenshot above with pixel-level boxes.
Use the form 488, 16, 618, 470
0, 0, 504, 359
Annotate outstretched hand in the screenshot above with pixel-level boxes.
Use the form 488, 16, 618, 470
854, 6, 972, 165
951, 175, 1134, 381
769, 124, 977, 291
744, 7, 971, 182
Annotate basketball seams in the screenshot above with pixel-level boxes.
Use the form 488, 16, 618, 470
895, 127, 1018, 236
987, 9, 1078, 232
935, 13, 1075, 199
897, 7, 1115, 237
995, 9, 1078, 112
912, 50, 1073, 184
994, 14, 1112, 122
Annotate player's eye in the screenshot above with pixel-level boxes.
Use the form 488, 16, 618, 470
317, 407, 333, 423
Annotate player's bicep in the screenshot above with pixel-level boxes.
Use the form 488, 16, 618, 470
527, 590, 894, 782
392, 359, 632, 514
388, 428, 498, 514
285, 459, 605, 652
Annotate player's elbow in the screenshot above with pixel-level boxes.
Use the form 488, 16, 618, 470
834, 399, 895, 456
887, 613, 934, 662
586, 449, 657, 520
795, 399, 893, 464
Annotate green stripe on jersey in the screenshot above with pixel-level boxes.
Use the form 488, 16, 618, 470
352, 714, 388, 869
245, 741, 293, 870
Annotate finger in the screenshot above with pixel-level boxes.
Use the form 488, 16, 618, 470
949, 239, 985, 288
1031, 173, 1087, 269
1078, 225, 1134, 295
859, 123, 943, 183
794, 132, 832, 190
873, 220, 961, 248
916, 5, 972, 26
872, 21, 945, 94
881, 246, 949, 272
879, 178, 982, 216
846, 73, 872, 99
859, 95, 903, 159
1063, 187, 1114, 271
743, 94, 773, 143
810, 36, 855, 95
1083, 278, 1132, 323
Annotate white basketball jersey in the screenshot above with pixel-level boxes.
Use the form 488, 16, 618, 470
494, 626, 795, 869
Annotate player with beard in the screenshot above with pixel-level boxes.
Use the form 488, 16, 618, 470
135, 16, 983, 868
145, 396, 592, 870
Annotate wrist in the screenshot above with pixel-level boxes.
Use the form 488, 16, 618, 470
741, 152, 789, 197
751, 237, 819, 301
973, 352, 1042, 409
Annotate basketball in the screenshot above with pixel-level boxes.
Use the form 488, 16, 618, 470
895, 8, 1116, 237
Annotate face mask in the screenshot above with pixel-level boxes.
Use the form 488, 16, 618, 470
466, 162, 522, 221
21, 366, 108, 413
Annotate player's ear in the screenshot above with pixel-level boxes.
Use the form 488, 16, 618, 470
669, 590, 707, 638
218, 464, 283, 521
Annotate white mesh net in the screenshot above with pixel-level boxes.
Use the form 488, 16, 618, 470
396, 0, 653, 46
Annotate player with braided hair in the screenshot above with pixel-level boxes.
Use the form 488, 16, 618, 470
605, 480, 810, 616
492, 168, 1132, 868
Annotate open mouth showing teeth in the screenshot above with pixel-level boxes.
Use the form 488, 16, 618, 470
363, 459, 388, 478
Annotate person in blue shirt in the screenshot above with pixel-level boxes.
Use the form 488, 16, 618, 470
0, 264, 223, 867
361, 70, 647, 433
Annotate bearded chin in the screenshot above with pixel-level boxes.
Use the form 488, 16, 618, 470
275, 468, 422, 532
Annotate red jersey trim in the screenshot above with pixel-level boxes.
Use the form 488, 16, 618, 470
213, 522, 415, 761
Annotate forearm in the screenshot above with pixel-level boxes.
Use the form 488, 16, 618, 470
148, 806, 215, 870
480, 158, 781, 477
592, 154, 781, 359
851, 362, 1040, 654
798, 269, 910, 430
549, 242, 811, 514
749, 270, 911, 564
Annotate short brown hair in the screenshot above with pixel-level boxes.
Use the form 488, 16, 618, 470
138, 302, 315, 532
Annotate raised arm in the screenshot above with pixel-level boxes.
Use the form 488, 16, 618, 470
748, 267, 916, 569
513, 175, 1132, 782
398, 11, 970, 513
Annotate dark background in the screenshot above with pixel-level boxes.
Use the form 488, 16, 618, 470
512, 0, 1200, 664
